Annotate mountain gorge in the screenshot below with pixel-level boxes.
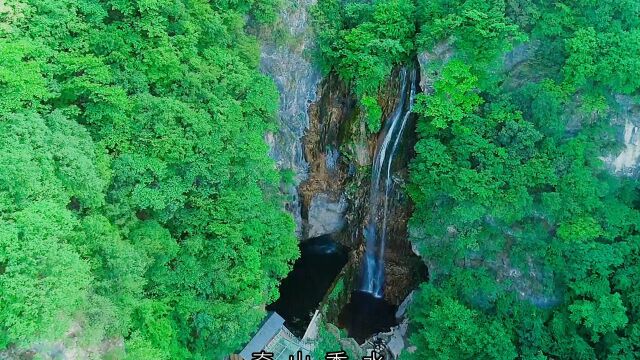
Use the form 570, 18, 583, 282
1, 0, 640, 359
265, 0, 640, 358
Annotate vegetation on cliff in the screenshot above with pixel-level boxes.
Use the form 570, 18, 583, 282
313, 0, 416, 132
315, 0, 640, 358
0, 0, 298, 358
3, 0, 640, 357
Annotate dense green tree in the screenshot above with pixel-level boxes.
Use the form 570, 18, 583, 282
401, 0, 640, 358
0, 0, 298, 357
416, 0, 522, 71
0, 112, 110, 347
314, 0, 416, 131
405, 285, 517, 360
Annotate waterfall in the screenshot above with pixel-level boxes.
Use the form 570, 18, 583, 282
359, 68, 418, 298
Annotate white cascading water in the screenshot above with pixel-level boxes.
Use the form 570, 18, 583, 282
360, 68, 417, 298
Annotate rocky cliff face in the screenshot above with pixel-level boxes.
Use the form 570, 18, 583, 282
300, 73, 358, 241
300, 69, 425, 306
259, 0, 322, 237
259, 0, 425, 307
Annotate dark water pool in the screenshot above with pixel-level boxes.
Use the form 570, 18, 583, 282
267, 235, 348, 337
338, 291, 398, 343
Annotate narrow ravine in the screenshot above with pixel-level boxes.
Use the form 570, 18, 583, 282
335, 67, 421, 344
360, 68, 418, 298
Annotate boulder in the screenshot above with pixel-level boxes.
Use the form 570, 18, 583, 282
307, 193, 348, 238
386, 320, 409, 359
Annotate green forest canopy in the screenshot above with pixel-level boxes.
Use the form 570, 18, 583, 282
3, 0, 640, 358
314, 0, 640, 358
0, 0, 298, 358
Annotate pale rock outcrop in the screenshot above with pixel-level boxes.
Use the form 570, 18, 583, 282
371, 291, 415, 359
611, 120, 640, 172
417, 40, 453, 94
603, 96, 640, 174
307, 193, 348, 238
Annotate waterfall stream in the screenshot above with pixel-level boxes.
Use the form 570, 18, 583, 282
359, 68, 418, 298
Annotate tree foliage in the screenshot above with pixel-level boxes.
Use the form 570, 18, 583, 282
403, 0, 640, 358
314, 0, 416, 131
0, 0, 298, 357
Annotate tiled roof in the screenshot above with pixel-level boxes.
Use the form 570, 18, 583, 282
239, 312, 286, 360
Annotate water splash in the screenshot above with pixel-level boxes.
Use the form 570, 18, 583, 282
359, 68, 418, 298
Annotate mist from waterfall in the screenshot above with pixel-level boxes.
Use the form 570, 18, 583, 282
359, 68, 417, 298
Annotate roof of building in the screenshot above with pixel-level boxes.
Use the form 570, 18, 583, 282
239, 312, 286, 360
